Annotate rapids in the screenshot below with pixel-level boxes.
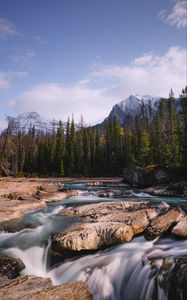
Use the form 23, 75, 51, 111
0, 182, 186, 300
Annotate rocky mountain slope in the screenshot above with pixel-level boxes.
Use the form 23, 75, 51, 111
8, 95, 181, 134
96, 94, 181, 129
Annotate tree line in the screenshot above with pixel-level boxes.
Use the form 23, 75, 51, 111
0, 87, 186, 177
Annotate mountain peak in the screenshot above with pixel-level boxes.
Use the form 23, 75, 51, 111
117, 94, 161, 112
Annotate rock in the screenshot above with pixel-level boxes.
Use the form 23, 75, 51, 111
98, 191, 114, 197
0, 180, 77, 222
172, 216, 187, 238
0, 221, 37, 233
60, 201, 149, 219
44, 189, 78, 203
0, 256, 25, 279
167, 257, 187, 300
142, 181, 187, 198
98, 189, 123, 198
87, 181, 102, 186
0, 208, 23, 223
0, 276, 93, 300
123, 166, 187, 189
144, 207, 185, 240
168, 181, 187, 198
123, 166, 171, 187
96, 208, 158, 235
52, 222, 134, 252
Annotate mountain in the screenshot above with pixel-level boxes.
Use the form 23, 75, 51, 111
8, 95, 181, 134
96, 94, 181, 129
10, 112, 66, 134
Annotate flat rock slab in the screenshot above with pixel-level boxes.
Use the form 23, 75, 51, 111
0, 199, 46, 223
60, 201, 149, 219
0, 276, 92, 300
172, 216, 187, 238
95, 208, 158, 235
144, 207, 185, 240
0, 179, 78, 222
0, 256, 25, 279
52, 222, 134, 252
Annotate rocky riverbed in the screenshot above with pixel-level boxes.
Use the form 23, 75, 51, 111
0, 178, 187, 300
0, 178, 78, 222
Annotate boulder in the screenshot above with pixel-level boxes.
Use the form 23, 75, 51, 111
52, 222, 134, 252
96, 208, 158, 235
123, 166, 171, 187
0, 256, 25, 279
153, 257, 187, 300
60, 201, 149, 219
167, 257, 187, 300
0, 221, 37, 233
123, 166, 187, 189
0, 276, 93, 300
172, 216, 187, 238
144, 207, 185, 240
168, 181, 187, 198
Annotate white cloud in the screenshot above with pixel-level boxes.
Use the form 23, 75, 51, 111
10, 50, 37, 68
33, 35, 47, 44
0, 71, 27, 90
13, 82, 113, 124
11, 46, 186, 124
0, 18, 19, 39
159, 1, 187, 28
133, 53, 154, 65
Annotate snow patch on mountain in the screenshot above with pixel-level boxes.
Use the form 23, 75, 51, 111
11, 112, 65, 134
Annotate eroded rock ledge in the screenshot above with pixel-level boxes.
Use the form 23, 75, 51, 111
52, 201, 186, 254
0, 276, 93, 300
0, 179, 78, 223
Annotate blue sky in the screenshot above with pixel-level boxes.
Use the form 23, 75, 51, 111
0, 0, 186, 128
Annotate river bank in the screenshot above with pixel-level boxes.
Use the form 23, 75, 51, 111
0, 177, 79, 223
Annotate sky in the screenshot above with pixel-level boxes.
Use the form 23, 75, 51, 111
0, 0, 186, 128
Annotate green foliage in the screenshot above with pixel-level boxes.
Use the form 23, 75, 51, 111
0, 88, 186, 177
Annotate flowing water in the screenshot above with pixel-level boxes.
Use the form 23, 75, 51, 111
0, 182, 187, 300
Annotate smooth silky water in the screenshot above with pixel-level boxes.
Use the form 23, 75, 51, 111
0, 182, 186, 300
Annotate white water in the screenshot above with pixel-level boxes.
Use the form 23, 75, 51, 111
130, 191, 155, 198
3, 235, 186, 300
0, 184, 187, 300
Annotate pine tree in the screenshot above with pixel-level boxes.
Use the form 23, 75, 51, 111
179, 86, 187, 165
54, 121, 64, 176
139, 129, 150, 167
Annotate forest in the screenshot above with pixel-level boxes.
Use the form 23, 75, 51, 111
0, 87, 186, 177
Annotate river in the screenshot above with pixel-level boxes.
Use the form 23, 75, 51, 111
0, 182, 186, 300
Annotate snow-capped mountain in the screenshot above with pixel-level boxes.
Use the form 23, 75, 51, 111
8, 95, 181, 134
96, 94, 181, 129
115, 94, 161, 117
10, 112, 66, 134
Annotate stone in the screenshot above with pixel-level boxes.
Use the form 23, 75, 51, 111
60, 201, 149, 219
0, 256, 25, 279
172, 216, 187, 238
96, 208, 158, 234
52, 222, 134, 252
144, 206, 185, 240
167, 257, 187, 300
0, 276, 93, 300
0, 221, 37, 233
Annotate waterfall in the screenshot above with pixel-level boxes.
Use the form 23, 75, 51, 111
46, 236, 186, 300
